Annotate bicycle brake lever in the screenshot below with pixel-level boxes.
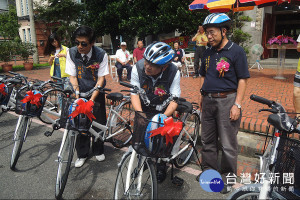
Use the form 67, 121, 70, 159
259, 108, 278, 113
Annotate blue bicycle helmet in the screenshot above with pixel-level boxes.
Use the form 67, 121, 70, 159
145, 113, 168, 151
203, 13, 231, 30
144, 42, 175, 66
69, 98, 93, 132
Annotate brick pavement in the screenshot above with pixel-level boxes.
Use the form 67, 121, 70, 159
3, 66, 296, 135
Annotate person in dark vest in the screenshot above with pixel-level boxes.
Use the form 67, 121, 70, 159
131, 41, 181, 183
65, 26, 109, 168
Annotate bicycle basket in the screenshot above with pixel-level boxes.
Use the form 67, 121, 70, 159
0, 83, 13, 106
274, 136, 300, 192
58, 96, 73, 129
132, 111, 180, 158
68, 98, 94, 132
15, 88, 46, 117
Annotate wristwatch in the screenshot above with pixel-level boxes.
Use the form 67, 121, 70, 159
234, 102, 242, 109
75, 91, 80, 96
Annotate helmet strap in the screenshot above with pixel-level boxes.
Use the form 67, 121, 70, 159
216, 27, 224, 50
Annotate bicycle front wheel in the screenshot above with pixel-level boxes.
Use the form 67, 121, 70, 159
10, 116, 29, 170
55, 130, 75, 199
114, 151, 157, 199
39, 90, 66, 125
229, 190, 260, 199
174, 112, 200, 168
110, 101, 134, 148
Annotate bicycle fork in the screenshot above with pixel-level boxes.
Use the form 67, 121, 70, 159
13, 115, 31, 142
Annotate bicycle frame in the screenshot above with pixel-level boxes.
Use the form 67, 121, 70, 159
88, 102, 130, 142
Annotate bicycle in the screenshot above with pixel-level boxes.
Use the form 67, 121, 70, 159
10, 76, 66, 170
55, 85, 135, 199
228, 94, 300, 200
114, 81, 201, 199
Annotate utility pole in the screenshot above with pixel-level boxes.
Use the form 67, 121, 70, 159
28, 0, 39, 63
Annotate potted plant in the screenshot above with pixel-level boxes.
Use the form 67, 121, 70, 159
0, 41, 14, 72
19, 42, 36, 70
266, 35, 297, 49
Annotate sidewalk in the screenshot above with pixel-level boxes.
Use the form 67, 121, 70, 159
1, 65, 297, 180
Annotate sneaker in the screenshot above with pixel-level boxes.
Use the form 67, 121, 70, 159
193, 75, 199, 78
75, 158, 87, 168
95, 154, 105, 162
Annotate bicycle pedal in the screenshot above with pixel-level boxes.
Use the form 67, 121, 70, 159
172, 176, 184, 187
44, 131, 53, 137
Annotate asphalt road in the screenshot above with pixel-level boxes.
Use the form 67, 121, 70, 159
0, 112, 229, 199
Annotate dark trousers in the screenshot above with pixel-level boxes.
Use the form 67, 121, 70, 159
75, 93, 107, 158
201, 93, 241, 176
116, 62, 132, 81
194, 46, 206, 76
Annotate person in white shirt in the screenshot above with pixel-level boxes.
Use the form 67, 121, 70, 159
65, 26, 109, 168
115, 42, 132, 81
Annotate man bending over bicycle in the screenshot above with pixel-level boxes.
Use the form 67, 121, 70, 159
130, 41, 181, 183
65, 26, 109, 168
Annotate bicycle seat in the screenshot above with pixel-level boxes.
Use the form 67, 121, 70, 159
106, 92, 123, 101
9, 78, 22, 85
176, 101, 193, 113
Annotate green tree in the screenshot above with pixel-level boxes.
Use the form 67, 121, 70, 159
228, 12, 252, 54
34, 0, 84, 47
0, 5, 20, 40
84, 0, 207, 53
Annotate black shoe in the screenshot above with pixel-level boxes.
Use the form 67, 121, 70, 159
156, 163, 167, 183
193, 75, 199, 78
196, 172, 202, 182
157, 168, 167, 183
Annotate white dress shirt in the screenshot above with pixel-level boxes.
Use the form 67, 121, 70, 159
65, 47, 109, 77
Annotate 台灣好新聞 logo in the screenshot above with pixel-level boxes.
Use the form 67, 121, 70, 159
199, 169, 224, 192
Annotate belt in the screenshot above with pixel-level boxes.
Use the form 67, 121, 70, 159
201, 90, 236, 98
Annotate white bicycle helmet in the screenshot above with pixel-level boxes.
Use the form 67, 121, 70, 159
144, 42, 175, 66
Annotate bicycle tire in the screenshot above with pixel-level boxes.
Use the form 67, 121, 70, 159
39, 90, 66, 125
114, 151, 158, 199
10, 116, 29, 170
228, 190, 260, 199
110, 101, 134, 148
55, 130, 75, 199
174, 112, 200, 168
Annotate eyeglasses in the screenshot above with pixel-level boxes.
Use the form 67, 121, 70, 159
205, 30, 218, 37
75, 41, 88, 47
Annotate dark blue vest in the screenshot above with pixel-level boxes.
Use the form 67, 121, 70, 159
69, 46, 106, 93
136, 59, 178, 112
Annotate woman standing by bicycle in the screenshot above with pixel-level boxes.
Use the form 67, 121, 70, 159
44, 33, 69, 82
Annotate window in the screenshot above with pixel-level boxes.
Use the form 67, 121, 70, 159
21, 0, 24, 16
23, 29, 26, 42
25, 0, 29, 15
28, 28, 31, 42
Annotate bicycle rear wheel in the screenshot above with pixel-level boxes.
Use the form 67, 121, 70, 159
110, 101, 134, 148
114, 151, 157, 199
174, 112, 200, 168
39, 90, 66, 125
55, 130, 75, 199
10, 116, 29, 170
228, 190, 260, 199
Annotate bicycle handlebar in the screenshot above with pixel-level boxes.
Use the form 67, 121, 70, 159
250, 94, 275, 107
79, 86, 111, 98
119, 81, 134, 89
